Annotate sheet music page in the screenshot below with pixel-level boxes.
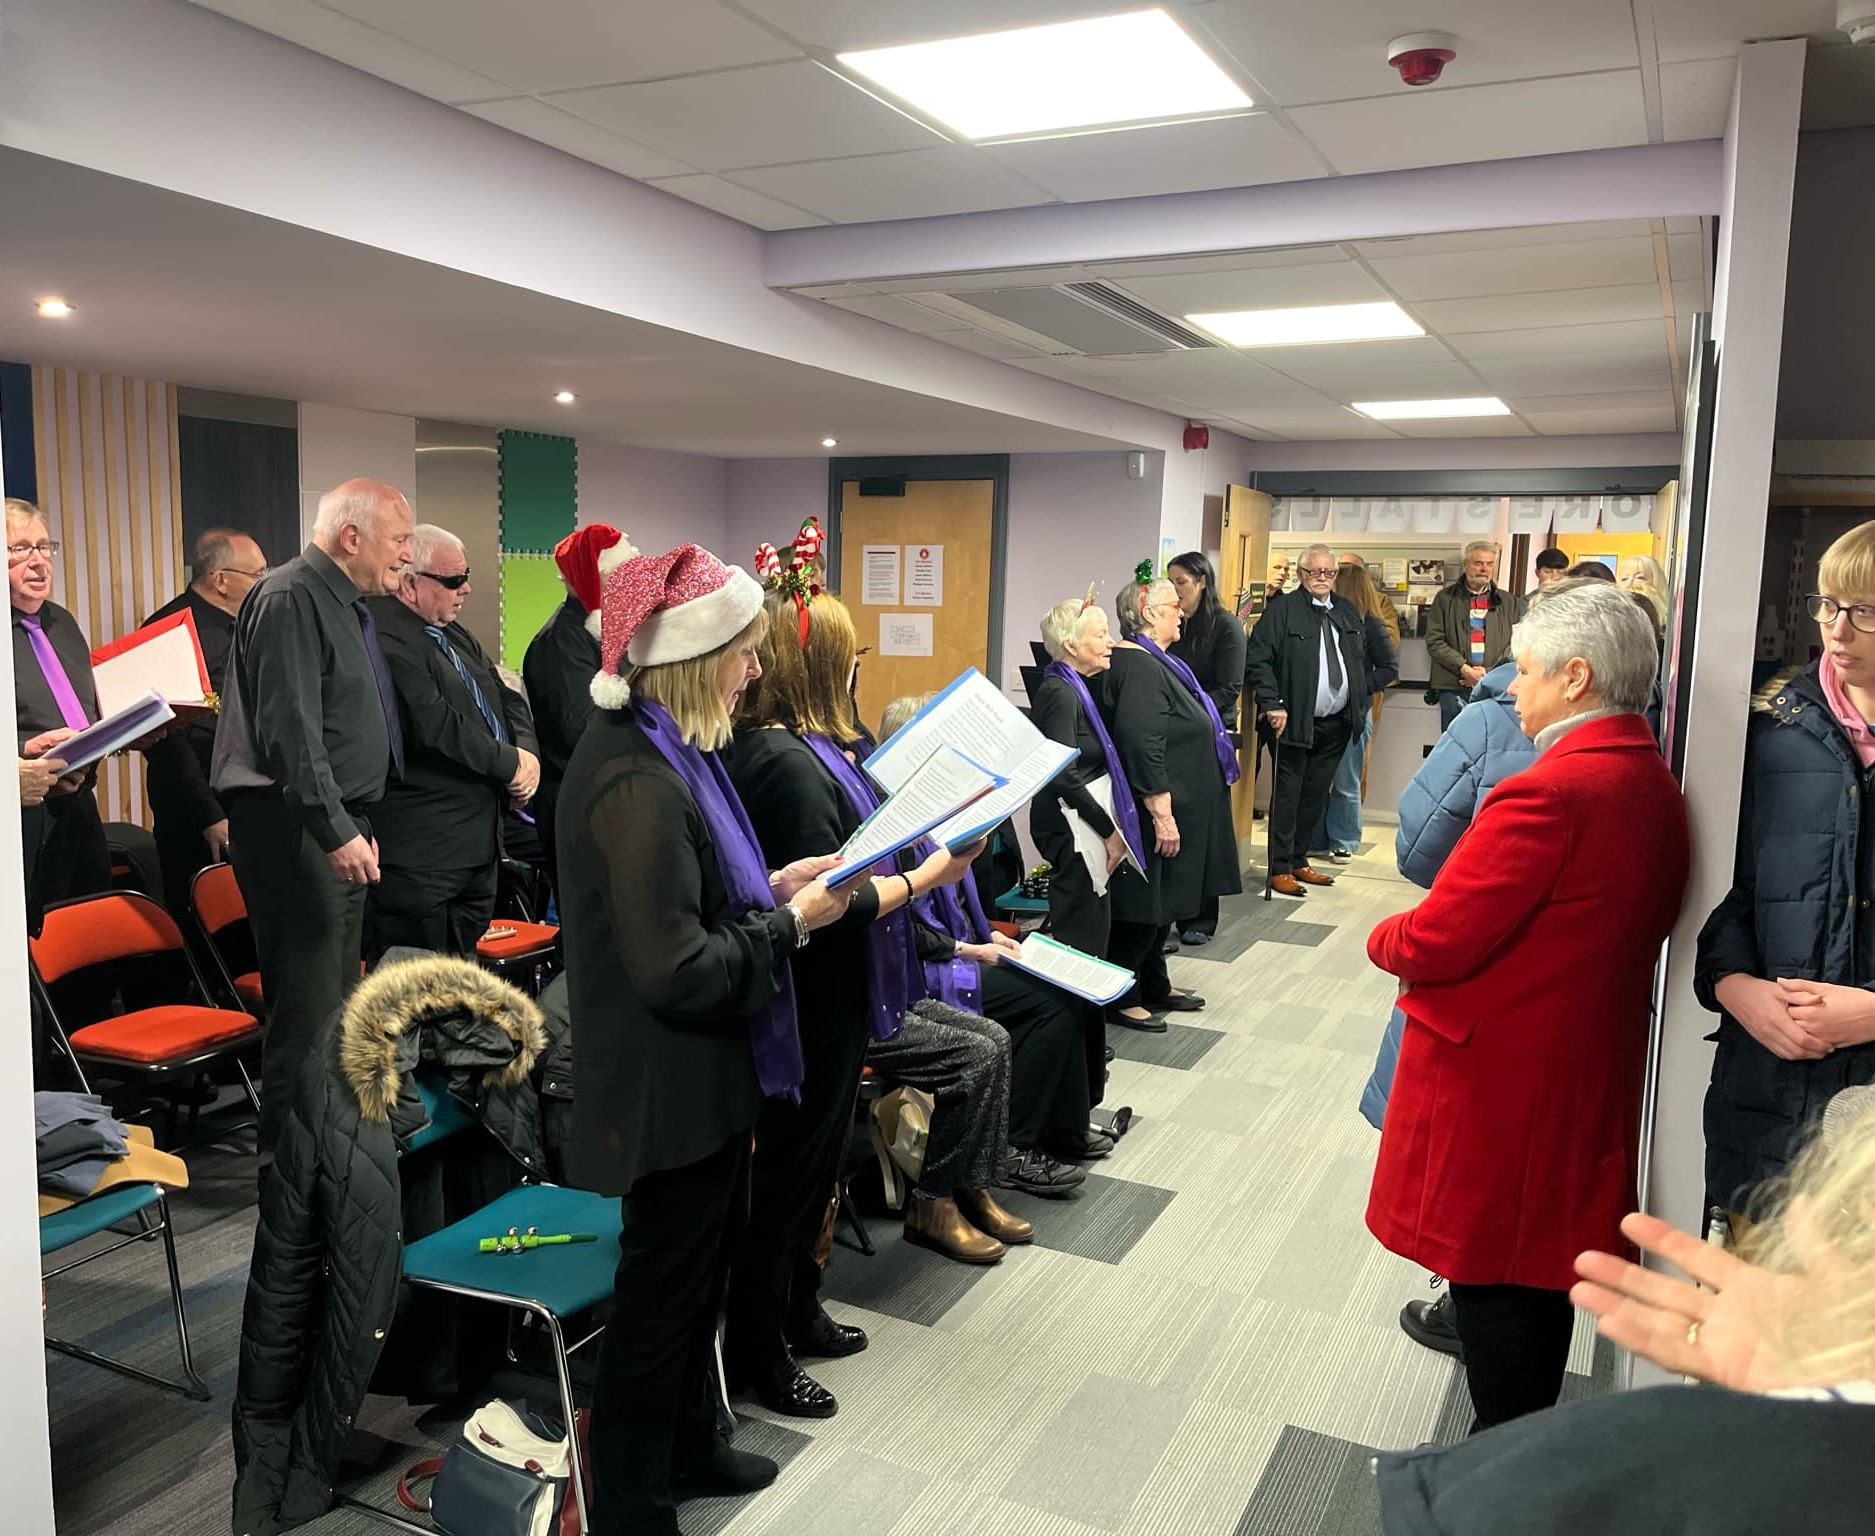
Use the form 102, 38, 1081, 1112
92, 622, 208, 716
824, 745, 998, 888
1005, 932, 1134, 1005
1063, 774, 1143, 896
864, 669, 1044, 793
932, 739, 1076, 851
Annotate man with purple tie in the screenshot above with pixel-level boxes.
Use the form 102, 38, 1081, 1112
210, 478, 414, 1162
7, 498, 108, 920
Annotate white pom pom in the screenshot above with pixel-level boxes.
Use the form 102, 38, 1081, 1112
595, 535, 638, 581
589, 668, 633, 710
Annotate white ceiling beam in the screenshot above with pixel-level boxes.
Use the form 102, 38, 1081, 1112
764, 140, 1724, 290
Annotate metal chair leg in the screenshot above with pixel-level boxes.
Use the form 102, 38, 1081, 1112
540, 1308, 591, 1536
835, 1178, 874, 1257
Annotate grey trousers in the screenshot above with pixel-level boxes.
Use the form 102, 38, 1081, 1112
867, 1000, 1011, 1195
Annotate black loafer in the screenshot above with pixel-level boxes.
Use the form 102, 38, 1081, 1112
746, 1357, 838, 1418
1107, 1006, 1167, 1033
673, 1441, 780, 1501
787, 1308, 868, 1360
1161, 937, 1180, 956
1147, 990, 1206, 1012
1180, 929, 1211, 945
1400, 1293, 1463, 1358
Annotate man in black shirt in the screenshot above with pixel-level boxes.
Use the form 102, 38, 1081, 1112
211, 478, 413, 1160
366, 523, 538, 959
143, 527, 268, 926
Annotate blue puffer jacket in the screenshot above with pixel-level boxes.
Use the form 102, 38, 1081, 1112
1697, 663, 1875, 1211
1393, 661, 1539, 890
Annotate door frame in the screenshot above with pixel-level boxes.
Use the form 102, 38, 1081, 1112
825, 455, 1011, 688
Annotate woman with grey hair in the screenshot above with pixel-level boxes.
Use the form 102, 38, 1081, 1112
1363, 578, 1689, 1432
1095, 572, 1236, 1029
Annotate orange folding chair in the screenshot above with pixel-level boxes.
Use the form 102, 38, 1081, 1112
189, 862, 264, 1014
32, 891, 262, 1142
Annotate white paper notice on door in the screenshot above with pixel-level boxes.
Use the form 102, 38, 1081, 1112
863, 545, 901, 606
903, 543, 943, 605
879, 612, 933, 656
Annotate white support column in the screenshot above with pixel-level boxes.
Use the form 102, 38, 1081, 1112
296, 403, 418, 544
1641, 40, 1805, 1380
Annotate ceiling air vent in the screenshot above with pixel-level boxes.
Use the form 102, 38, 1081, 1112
1062, 282, 1218, 350
942, 282, 1217, 356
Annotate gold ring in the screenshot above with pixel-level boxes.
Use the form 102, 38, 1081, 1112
1687, 1321, 1701, 1346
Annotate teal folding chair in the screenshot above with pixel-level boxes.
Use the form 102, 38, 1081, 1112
41, 1182, 208, 1400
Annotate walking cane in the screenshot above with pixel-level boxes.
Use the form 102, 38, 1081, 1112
1261, 717, 1276, 902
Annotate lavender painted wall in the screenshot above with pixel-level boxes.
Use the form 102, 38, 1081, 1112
724, 457, 829, 570
576, 438, 728, 557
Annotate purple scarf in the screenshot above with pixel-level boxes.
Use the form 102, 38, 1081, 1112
1134, 634, 1242, 787
1043, 660, 1147, 866
910, 836, 994, 1012
802, 733, 917, 1041
636, 701, 802, 1100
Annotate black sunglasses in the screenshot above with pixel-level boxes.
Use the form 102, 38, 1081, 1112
418, 569, 471, 590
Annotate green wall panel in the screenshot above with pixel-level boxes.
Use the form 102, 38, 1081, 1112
500, 552, 564, 672
498, 430, 576, 553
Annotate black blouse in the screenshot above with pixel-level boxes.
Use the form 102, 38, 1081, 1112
1028, 673, 1116, 851
1169, 610, 1247, 728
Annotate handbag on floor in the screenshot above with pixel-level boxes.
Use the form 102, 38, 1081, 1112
869, 1085, 933, 1211
398, 1399, 579, 1536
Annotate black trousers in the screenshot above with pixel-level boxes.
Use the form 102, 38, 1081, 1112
1179, 894, 1219, 937
34, 789, 111, 911
226, 791, 367, 1164
1108, 919, 1172, 1010
1268, 709, 1353, 877
364, 857, 499, 962
1447, 1282, 1575, 1432
590, 1132, 751, 1536
980, 964, 1095, 1140
725, 1003, 872, 1367
1039, 830, 1110, 960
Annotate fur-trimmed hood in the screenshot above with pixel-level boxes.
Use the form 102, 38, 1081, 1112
1752, 663, 1808, 718
339, 953, 546, 1123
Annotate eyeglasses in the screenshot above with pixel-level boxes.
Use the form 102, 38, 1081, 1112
1808, 594, 1875, 634
214, 565, 269, 581
1299, 565, 1336, 579
6, 541, 58, 563
418, 569, 471, 590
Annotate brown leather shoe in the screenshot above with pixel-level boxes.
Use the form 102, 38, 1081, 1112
904, 1194, 1005, 1264
1269, 873, 1307, 897
956, 1186, 1034, 1244
1294, 865, 1336, 887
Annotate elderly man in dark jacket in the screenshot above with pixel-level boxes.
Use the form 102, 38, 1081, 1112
231, 953, 545, 1536
1243, 543, 1370, 898
1425, 541, 1514, 731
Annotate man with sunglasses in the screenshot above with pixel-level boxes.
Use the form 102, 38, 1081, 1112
364, 522, 538, 960
143, 527, 268, 926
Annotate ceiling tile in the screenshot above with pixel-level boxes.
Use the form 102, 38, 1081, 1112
1286, 71, 1649, 176
1648, 0, 1839, 65
984, 114, 1325, 203
824, 294, 971, 333
1660, 56, 1737, 139
1351, 220, 1653, 260
1666, 230, 1705, 283
1449, 319, 1669, 360
643, 174, 827, 229
1091, 246, 1348, 279
1505, 389, 1677, 414
317, 0, 800, 93
869, 267, 1097, 295
735, 0, 1145, 52
727, 147, 1050, 223
1671, 277, 1708, 315
1665, 215, 1704, 235
1521, 404, 1680, 434
462, 98, 693, 178
1413, 283, 1669, 333
927, 329, 1051, 360
1111, 261, 1387, 317
1475, 351, 1674, 396
1239, 336, 1458, 373
547, 61, 941, 173
1369, 238, 1661, 302
1272, 358, 1487, 400
1237, 410, 1400, 440
1064, 349, 1297, 390
1387, 415, 1534, 438
1197, 0, 1641, 108
190, 0, 511, 102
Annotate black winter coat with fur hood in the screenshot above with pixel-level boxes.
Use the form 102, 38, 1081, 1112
229, 955, 545, 1536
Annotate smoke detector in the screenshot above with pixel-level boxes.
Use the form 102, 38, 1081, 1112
1840, 1, 1875, 44
1388, 31, 1458, 86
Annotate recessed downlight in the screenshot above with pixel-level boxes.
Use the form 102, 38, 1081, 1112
36, 298, 74, 318
1187, 302, 1424, 348
821, 437, 839, 448
1353, 397, 1511, 421
553, 390, 577, 405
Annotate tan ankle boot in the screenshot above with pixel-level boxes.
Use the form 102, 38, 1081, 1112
903, 1194, 1005, 1264
955, 1186, 1033, 1244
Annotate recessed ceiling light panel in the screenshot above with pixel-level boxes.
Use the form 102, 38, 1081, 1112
1187, 302, 1424, 348
837, 9, 1251, 142
1354, 397, 1512, 420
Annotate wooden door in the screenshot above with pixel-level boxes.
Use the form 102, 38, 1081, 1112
1220, 486, 1271, 850
837, 479, 995, 733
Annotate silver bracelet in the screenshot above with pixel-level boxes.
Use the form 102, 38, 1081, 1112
782, 902, 810, 949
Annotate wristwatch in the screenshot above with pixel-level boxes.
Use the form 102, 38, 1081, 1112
782, 902, 810, 949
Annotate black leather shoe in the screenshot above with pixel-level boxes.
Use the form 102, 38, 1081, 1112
1147, 990, 1206, 1012
1400, 1292, 1463, 1358
787, 1308, 869, 1360
673, 1441, 780, 1501
747, 1357, 838, 1418
1107, 1005, 1167, 1033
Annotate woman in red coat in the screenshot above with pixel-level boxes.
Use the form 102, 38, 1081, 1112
1365, 578, 1690, 1431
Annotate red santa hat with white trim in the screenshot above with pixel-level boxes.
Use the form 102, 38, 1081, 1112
590, 543, 766, 709
553, 523, 637, 641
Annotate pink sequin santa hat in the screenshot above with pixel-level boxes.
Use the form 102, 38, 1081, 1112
590, 543, 765, 709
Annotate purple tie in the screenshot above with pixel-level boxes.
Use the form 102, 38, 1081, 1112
21, 614, 90, 731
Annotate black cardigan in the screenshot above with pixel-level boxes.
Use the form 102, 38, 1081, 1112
1169, 609, 1247, 728
1028, 672, 1117, 853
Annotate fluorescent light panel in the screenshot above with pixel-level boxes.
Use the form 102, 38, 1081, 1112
837, 9, 1251, 142
1355, 397, 1512, 420
1188, 302, 1424, 348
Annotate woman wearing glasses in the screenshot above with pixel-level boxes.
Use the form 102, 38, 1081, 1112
1698, 519, 1875, 1228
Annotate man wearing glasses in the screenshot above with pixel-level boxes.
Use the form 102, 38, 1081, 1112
363, 522, 539, 960
143, 528, 268, 925
1244, 543, 1371, 899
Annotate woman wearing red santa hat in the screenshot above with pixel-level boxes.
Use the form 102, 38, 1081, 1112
524, 522, 632, 905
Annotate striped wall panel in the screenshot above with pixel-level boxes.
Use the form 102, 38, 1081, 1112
31, 368, 186, 826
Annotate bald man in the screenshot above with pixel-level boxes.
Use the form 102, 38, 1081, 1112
211, 479, 413, 1161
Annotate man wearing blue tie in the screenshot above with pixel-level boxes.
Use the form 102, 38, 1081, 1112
365, 523, 539, 960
